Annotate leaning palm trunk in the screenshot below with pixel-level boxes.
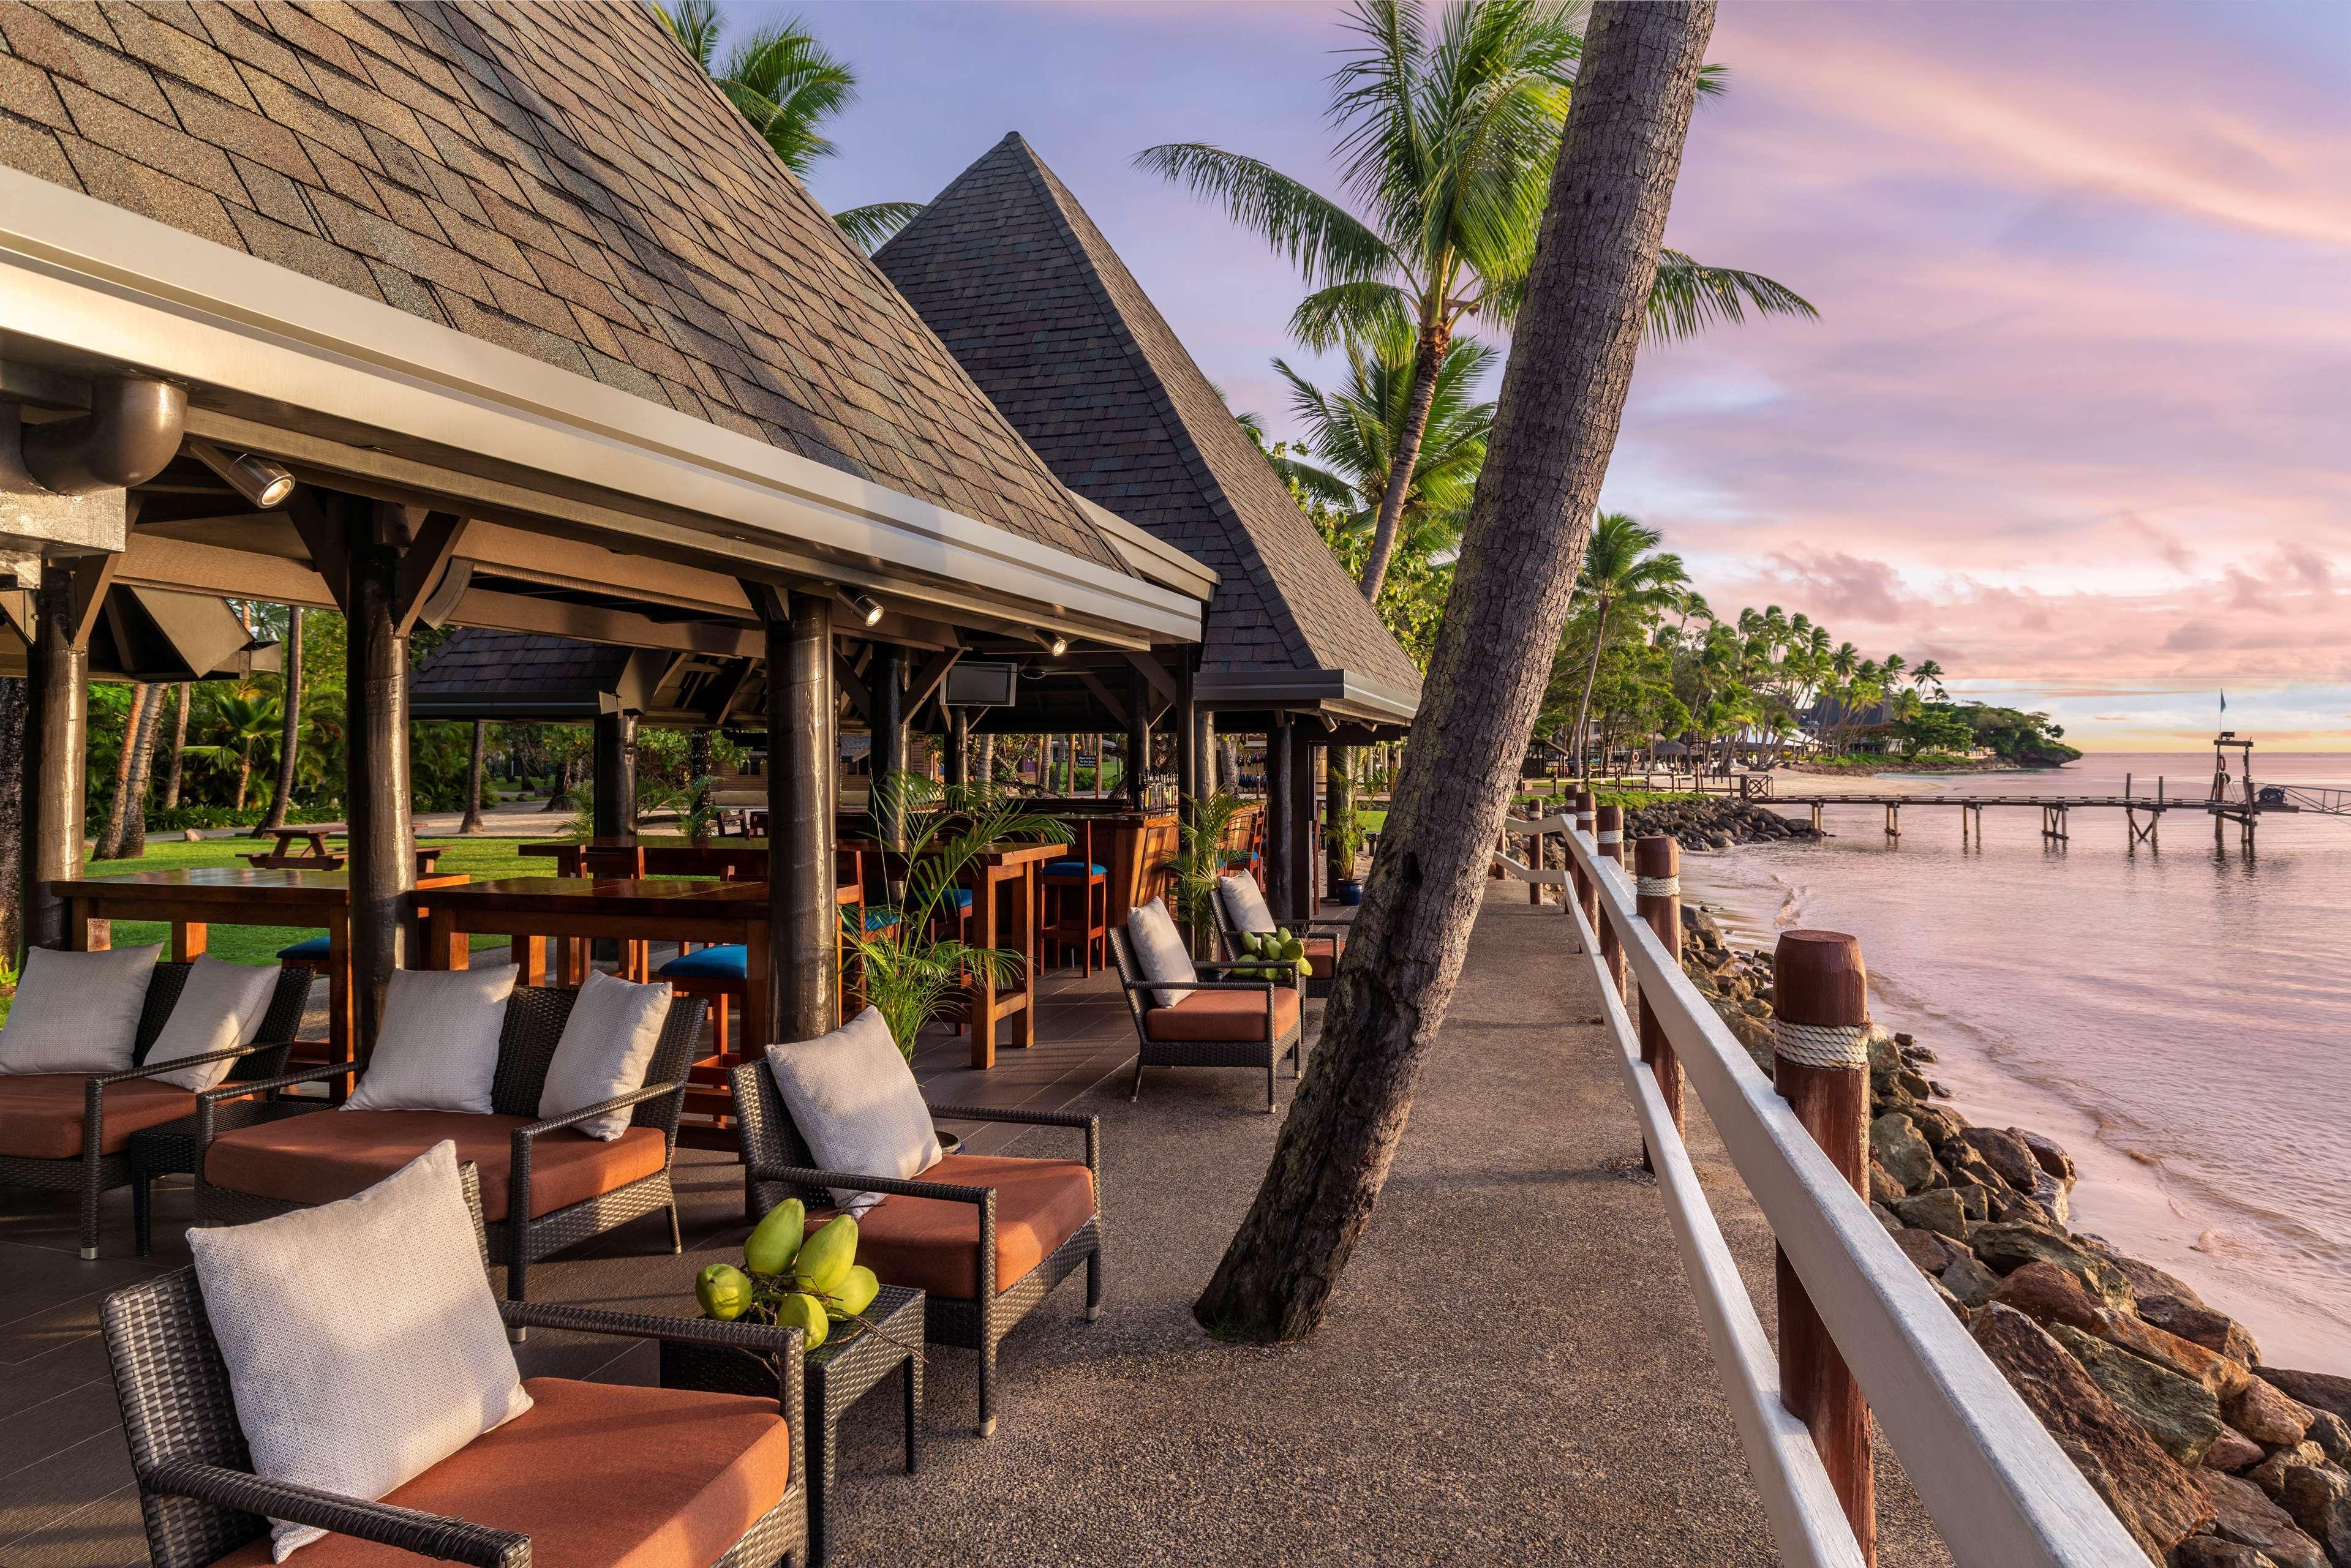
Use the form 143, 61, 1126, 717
1568, 599, 1611, 779
96, 685, 151, 861
460, 719, 488, 833
159, 683, 189, 809
1194, 0, 1717, 1343
257, 607, 303, 834
1355, 326, 1446, 604
117, 684, 167, 859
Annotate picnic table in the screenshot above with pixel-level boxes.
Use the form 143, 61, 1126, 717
50, 867, 472, 1079
239, 825, 442, 877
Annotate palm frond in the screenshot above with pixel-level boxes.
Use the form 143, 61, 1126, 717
1288, 280, 1413, 351
834, 201, 925, 252
1646, 250, 1818, 343
651, 0, 721, 69
1133, 144, 1396, 287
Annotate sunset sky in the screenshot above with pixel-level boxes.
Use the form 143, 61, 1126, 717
777, 0, 2351, 751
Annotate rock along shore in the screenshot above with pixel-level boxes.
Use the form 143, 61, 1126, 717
1618, 796, 1823, 850
1679, 902, 2351, 1567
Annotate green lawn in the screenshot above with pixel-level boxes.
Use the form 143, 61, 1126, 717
86, 837, 555, 966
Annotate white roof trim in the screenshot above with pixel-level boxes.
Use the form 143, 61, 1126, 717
0, 166, 1203, 642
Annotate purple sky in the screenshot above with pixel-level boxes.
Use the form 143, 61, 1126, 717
767, 0, 2351, 751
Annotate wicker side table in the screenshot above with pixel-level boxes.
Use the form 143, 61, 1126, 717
659, 1284, 922, 1567
126, 1100, 327, 1255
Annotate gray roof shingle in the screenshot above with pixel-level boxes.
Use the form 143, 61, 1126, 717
0, 1, 1126, 576
875, 133, 1421, 701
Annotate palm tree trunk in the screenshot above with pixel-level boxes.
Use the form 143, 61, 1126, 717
234, 738, 254, 812
118, 685, 167, 859
1355, 321, 1450, 604
257, 607, 304, 834
1193, 0, 1715, 1345
96, 685, 149, 861
1568, 600, 1611, 781
160, 683, 189, 809
460, 719, 488, 833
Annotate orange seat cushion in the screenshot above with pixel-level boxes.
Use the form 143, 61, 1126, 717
1306, 934, 1344, 966
814, 1153, 1095, 1301
212, 1377, 789, 1568
205, 1111, 666, 1223
0, 1076, 197, 1160
1144, 986, 1301, 1043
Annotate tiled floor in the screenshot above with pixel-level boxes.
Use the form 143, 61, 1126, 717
0, 947, 1151, 1568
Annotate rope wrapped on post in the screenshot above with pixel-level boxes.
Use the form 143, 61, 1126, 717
1636, 874, 1680, 898
1773, 1019, 1871, 1072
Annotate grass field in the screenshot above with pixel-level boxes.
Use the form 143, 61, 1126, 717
84, 837, 554, 965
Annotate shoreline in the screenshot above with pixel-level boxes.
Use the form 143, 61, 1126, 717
1672, 843, 2348, 1371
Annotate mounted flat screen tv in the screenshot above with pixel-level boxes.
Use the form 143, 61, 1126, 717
944, 661, 1017, 708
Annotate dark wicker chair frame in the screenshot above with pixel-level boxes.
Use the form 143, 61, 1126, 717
1107, 927, 1304, 1112
1206, 877, 1352, 1000
0, 961, 312, 1261
194, 986, 709, 1309
730, 1060, 1102, 1439
102, 1164, 806, 1568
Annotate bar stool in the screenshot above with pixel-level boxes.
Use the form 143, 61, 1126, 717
1039, 822, 1108, 975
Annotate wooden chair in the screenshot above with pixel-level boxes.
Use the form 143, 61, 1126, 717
1108, 925, 1303, 1112
197, 987, 707, 1307
102, 1163, 807, 1568
1038, 821, 1108, 974
732, 1060, 1100, 1438
0, 962, 312, 1259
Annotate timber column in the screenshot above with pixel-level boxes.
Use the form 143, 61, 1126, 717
1263, 714, 1293, 917
870, 643, 906, 844
1173, 656, 1198, 812
592, 710, 636, 835
1287, 725, 1318, 923
1125, 662, 1151, 806
20, 563, 101, 955
342, 498, 416, 1065
764, 589, 836, 1043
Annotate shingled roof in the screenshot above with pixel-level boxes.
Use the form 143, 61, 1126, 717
875, 133, 1422, 718
0, 1, 1122, 574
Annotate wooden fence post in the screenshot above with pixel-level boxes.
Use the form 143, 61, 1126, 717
1571, 789, 1596, 919
1772, 928, 1876, 1565
1635, 834, 1685, 1140
1595, 804, 1626, 998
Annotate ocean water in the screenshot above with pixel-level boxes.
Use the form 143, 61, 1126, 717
1679, 751, 2351, 1369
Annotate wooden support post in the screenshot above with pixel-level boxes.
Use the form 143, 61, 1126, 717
1573, 789, 1597, 948
1635, 834, 1685, 1148
944, 705, 969, 789
1126, 664, 1151, 806
20, 562, 99, 957
870, 643, 906, 845
1595, 803, 1626, 999
1174, 659, 1198, 812
1772, 929, 1876, 1564
342, 498, 415, 1067
1264, 714, 1293, 919
1288, 726, 1318, 921
593, 710, 636, 835
764, 589, 837, 1046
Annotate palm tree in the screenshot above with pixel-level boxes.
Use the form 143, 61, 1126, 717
159, 683, 190, 809
95, 685, 153, 861
654, 0, 921, 251
1139, 0, 1814, 603
1271, 322, 1496, 582
257, 607, 303, 835
1566, 513, 1687, 776
1910, 658, 1946, 698
214, 691, 282, 811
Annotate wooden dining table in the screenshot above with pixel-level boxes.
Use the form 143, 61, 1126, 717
838, 836, 1067, 1069
50, 866, 473, 1075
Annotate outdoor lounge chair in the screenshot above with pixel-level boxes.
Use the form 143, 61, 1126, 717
730, 1060, 1102, 1438
195, 985, 706, 1306
0, 961, 312, 1259
1108, 924, 1304, 1112
101, 1164, 807, 1568
1209, 872, 1352, 999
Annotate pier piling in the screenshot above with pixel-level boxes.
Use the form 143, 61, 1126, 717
1772, 928, 1877, 1564
1595, 803, 1626, 1000
1634, 835, 1685, 1155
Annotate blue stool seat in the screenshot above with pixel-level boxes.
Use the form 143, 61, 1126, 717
277, 935, 332, 961
944, 888, 973, 910
863, 907, 901, 931
1043, 861, 1107, 878
657, 944, 747, 980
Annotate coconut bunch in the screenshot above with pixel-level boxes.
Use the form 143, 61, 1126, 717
1232, 928, 1310, 981
695, 1199, 880, 1352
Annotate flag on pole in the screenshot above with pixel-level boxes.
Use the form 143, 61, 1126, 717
2220, 690, 2227, 714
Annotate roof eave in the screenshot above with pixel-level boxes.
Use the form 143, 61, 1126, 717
1194, 666, 1421, 725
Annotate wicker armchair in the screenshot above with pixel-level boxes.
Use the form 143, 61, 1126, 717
0, 961, 312, 1260
1207, 874, 1352, 999
731, 1060, 1102, 1438
1108, 926, 1304, 1112
101, 1165, 807, 1568
195, 986, 707, 1308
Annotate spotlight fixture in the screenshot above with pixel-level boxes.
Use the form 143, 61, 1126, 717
1033, 628, 1067, 658
187, 440, 295, 509
846, 590, 886, 628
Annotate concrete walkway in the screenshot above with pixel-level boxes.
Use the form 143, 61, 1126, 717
1, 887, 1957, 1566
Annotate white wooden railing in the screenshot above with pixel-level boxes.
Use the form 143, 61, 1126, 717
1495, 812, 2143, 1568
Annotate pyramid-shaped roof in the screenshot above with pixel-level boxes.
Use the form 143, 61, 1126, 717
0, 2, 1125, 577
876, 135, 1421, 722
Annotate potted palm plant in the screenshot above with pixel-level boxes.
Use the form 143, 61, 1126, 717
1330, 804, 1367, 904
1167, 790, 1246, 958
841, 770, 1066, 1061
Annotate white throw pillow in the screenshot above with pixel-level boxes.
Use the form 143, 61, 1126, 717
1125, 900, 1197, 1008
0, 944, 162, 1076
1219, 873, 1276, 934
189, 1141, 531, 1560
538, 969, 671, 1139
764, 1006, 940, 1215
145, 956, 281, 1092
344, 965, 517, 1116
